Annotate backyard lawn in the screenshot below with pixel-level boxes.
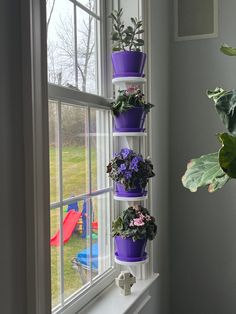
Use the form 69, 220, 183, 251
50, 146, 98, 307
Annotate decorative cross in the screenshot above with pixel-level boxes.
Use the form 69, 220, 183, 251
115, 271, 136, 296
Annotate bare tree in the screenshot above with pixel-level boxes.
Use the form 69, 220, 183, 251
56, 0, 96, 92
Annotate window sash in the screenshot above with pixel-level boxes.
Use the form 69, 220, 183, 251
49, 82, 115, 313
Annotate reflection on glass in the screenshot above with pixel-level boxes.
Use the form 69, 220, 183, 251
49, 101, 60, 203
61, 103, 89, 199
90, 108, 110, 192
92, 193, 111, 278
50, 207, 61, 309
77, 7, 98, 94
64, 199, 91, 300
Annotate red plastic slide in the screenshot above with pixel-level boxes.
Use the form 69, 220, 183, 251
50, 210, 82, 246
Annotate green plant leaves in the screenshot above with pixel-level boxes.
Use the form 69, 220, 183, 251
220, 44, 236, 56
218, 133, 236, 178
182, 152, 229, 192
207, 88, 236, 136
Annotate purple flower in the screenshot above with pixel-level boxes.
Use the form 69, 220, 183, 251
121, 148, 133, 159
119, 163, 126, 172
124, 171, 132, 179
130, 156, 142, 172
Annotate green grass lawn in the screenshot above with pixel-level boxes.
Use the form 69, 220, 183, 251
50, 146, 98, 308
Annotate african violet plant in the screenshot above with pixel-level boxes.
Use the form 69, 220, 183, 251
112, 205, 157, 241
182, 44, 236, 193
111, 88, 154, 116
109, 8, 144, 51
107, 148, 155, 190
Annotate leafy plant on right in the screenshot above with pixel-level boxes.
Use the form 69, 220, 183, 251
182, 44, 236, 193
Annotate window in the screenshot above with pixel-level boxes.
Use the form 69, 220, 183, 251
47, 1, 116, 312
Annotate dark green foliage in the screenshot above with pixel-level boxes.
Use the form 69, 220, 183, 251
111, 89, 154, 116
106, 148, 155, 190
207, 88, 236, 136
219, 133, 236, 178
182, 43, 236, 193
108, 8, 144, 51
112, 206, 157, 241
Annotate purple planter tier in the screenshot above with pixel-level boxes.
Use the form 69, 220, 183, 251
114, 107, 146, 132
115, 183, 146, 197
115, 236, 147, 262
111, 51, 146, 78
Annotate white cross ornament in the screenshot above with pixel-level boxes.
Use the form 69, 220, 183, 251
115, 271, 136, 296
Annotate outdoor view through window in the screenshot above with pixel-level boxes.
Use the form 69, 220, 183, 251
47, 0, 113, 311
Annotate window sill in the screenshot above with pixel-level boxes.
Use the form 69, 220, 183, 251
79, 273, 159, 314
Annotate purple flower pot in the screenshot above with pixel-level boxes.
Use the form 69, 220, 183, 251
115, 236, 147, 262
111, 51, 146, 78
115, 183, 146, 197
114, 107, 146, 132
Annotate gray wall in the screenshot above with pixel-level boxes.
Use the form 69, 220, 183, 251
0, 1, 27, 313
170, 1, 236, 314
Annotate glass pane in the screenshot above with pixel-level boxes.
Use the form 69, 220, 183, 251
78, 0, 98, 15
90, 108, 110, 191
77, 7, 98, 94
64, 199, 92, 300
49, 100, 60, 203
47, 0, 76, 87
61, 103, 89, 199
50, 207, 61, 309
92, 192, 112, 278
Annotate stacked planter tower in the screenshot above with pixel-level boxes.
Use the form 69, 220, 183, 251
111, 51, 153, 279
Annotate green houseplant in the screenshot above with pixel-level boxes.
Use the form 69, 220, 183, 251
109, 8, 146, 78
112, 205, 157, 262
111, 88, 154, 131
182, 44, 236, 193
107, 148, 155, 197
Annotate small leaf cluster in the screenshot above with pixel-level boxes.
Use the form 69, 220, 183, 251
109, 8, 144, 52
111, 89, 154, 116
182, 43, 236, 193
112, 206, 157, 241
106, 148, 155, 191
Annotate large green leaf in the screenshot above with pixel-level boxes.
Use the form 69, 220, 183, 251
182, 152, 229, 192
220, 44, 236, 56
207, 88, 236, 136
219, 133, 236, 178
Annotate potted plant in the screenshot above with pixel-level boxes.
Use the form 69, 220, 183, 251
182, 44, 236, 193
106, 148, 155, 197
109, 8, 146, 78
111, 88, 154, 132
112, 205, 157, 261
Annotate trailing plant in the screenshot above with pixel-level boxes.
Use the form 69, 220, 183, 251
107, 148, 155, 190
111, 88, 154, 116
112, 205, 157, 241
182, 43, 236, 192
109, 8, 144, 52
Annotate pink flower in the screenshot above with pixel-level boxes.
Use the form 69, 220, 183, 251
129, 221, 134, 227
132, 217, 145, 226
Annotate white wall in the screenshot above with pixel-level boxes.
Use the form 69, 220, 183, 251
170, 1, 236, 313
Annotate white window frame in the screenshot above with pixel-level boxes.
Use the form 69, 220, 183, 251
25, 0, 152, 313
47, 1, 121, 313
48, 84, 119, 314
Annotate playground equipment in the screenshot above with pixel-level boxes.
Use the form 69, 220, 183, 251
72, 242, 98, 284
50, 200, 98, 246
50, 210, 82, 246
